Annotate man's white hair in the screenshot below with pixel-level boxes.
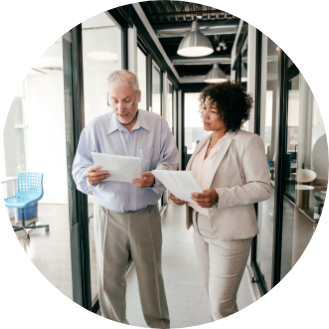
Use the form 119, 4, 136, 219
107, 70, 139, 91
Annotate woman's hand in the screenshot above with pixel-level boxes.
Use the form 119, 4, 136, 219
191, 189, 219, 208
170, 193, 187, 206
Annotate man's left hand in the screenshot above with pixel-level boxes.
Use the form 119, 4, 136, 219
191, 189, 219, 208
132, 172, 155, 188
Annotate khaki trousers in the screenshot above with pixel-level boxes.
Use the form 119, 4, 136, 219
192, 210, 251, 321
93, 202, 170, 328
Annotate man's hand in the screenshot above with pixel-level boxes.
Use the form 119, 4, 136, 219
191, 189, 218, 208
86, 165, 110, 185
170, 193, 187, 206
132, 172, 155, 188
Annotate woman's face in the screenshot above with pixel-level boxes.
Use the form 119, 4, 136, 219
202, 97, 226, 132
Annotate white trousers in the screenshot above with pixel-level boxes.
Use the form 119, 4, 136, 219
93, 202, 170, 328
192, 210, 252, 320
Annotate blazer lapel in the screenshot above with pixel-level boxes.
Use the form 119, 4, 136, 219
186, 134, 212, 171
207, 131, 235, 189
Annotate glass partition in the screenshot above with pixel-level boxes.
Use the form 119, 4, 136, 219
82, 11, 123, 301
240, 39, 248, 130
256, 36, 279, 291
184, 92, 209, 168
280, 74, 328, 280
137, 47, 147, 111
152, 61, 161, 115
167, 80, 173, 134
2, 38, 73, 299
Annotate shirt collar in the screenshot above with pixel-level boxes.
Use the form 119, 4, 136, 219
107, 110, 150, 135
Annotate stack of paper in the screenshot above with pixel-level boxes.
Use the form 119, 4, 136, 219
152, 170, 202, 204
91, 152, 141, 183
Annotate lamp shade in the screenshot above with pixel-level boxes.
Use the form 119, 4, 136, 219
204, 64, 227, 83
177, 21, 214, 57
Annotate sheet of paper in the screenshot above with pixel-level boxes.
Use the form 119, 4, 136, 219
152, 170, 202, 204
91, 152, 141, 183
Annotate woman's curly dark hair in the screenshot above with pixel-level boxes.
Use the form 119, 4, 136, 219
199, 81, 253, 132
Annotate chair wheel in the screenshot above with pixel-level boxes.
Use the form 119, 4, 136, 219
45, 227, 49, 233
26, 234, 30, 241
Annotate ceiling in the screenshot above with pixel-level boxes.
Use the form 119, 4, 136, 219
139, 1, 239, 78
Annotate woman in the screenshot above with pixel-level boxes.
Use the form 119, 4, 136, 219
171, 81, 271, 320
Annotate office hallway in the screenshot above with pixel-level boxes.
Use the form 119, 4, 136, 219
11, 200, 253, 326
125, 201, 254, 328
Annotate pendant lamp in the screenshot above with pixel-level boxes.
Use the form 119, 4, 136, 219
204, 64, 227, 83
177, 21, 214, 57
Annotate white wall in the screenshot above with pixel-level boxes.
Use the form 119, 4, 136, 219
24, 73, 68, 204
1, 36, 69, 205
2, 102, 17, 217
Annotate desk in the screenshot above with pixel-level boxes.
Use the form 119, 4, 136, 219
1, 177, 18, 224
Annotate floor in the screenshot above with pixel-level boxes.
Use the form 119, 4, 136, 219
125, 202, 254, 328
11, 200, 254, 327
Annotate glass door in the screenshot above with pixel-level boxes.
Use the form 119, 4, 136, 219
137, 47, 147, 111
256, 36, 279, 292
183, 92, 209, 169
279, 68, 328, 280
150, 60, 163, 209
152, 61, 161, 115
81, 11, 124, 302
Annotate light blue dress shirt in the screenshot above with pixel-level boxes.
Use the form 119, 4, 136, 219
72, 109, 179, 213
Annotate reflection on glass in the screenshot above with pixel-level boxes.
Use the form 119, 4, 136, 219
311, 99, 328, 226
240, 39, 248, 130
257, 37, 279, 291
152, 62, 161, 115
151, 63, 162, 209
280, 73, 300, 279
137, 48, 147, 111
173, 89, 177, 144
184, 93, 209, 167
241, 39, 248, 88
2, 39, 73, 298
82, 12, 122, 124
82, 12, 122, 300
280, 75, 328, 280
285, 75, 300, 201
167, 81, 173, 134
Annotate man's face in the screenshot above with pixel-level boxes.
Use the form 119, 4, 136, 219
108, 83, 141, 126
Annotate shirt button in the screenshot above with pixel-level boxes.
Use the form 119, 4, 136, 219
133, 195, 135, 197
129, 149, 132, 151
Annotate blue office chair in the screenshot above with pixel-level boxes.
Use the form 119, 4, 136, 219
4, 172, 49, 241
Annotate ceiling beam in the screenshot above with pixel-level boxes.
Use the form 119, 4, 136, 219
171, 56, 231, 66
152, 19, 240, 31
157, 27, 237, 38
161, 40, 234, 46
148, 10, 227, 17
180, 75, 230, 83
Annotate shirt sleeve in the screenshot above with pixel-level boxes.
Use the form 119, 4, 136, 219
72, 126, 97, 195
149, 118, 179, 195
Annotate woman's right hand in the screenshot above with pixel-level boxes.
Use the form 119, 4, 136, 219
170, 193, 187, 206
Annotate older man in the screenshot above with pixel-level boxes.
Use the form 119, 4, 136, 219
72, 70, 178, 328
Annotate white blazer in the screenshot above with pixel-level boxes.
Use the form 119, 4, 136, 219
186, 129, 271, 240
